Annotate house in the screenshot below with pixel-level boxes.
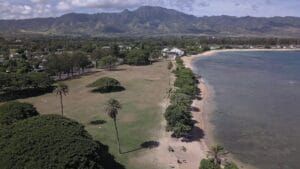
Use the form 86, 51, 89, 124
210, 45, 221, 50
102, 46, 111, 50
55, 49, 64, 55
162, 47, 185, 59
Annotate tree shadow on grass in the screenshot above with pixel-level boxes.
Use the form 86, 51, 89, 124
191, 106, 200, 112
109, 68, 127, 72
89, 120, 107, 125
0, 87, 54, 102
97, 142, 126, 169
91, 86, 125, 93
121, 140, 160, 154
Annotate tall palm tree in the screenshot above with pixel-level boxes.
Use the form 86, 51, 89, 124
105, 99, 122, 154
54, 82, 69, 116
207, 145, 227, 166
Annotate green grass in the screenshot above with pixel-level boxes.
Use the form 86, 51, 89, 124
19, 61, 170, 169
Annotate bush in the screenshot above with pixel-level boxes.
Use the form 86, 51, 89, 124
0, 101, 39, 126
199, 159, 221, 169
0, 115, 124, 169
87, 77, 124, 93
224, 162, 239, 169
126, 49, 150, 65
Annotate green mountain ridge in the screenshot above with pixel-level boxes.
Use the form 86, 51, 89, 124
0, 6, 300, 37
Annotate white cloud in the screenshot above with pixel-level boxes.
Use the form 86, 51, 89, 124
0, 0, 57, 19
57, 1, 72, 11
59, 0, 144, 9
0, 0, 298, 19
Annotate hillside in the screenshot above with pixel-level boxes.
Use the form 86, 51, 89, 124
0, 6, 300, 37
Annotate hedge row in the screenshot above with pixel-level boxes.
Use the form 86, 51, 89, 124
165, 58, 199, 137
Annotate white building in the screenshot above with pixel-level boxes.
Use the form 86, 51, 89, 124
162, 47, 185, 59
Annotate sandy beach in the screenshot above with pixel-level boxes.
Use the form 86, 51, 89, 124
137, 48, 300, 169
180, 48, 300, 169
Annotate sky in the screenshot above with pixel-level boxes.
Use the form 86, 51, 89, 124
0, 0, 299, 19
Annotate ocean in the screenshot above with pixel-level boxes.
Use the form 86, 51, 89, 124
193, 51, 300, 169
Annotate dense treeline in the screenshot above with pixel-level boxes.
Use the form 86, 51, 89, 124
2, 36, 299, 58
165, 58, 198, 137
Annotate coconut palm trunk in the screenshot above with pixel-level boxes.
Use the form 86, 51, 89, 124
113, 118, 121, 154
105, 99, 122, 154
54, 82, 68, 117
60, 93, 64, 116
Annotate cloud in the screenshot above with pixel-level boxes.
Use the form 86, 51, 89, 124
57, 1, 72, 11
0, 0, 56, 19
58, 0, 144, 9
0, 0, 299, 19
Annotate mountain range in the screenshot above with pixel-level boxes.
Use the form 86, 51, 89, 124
1, 6, 300, 37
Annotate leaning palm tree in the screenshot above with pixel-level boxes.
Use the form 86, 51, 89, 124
54, 82, 69, 116
207, 145, 227, 166
105, 99, 122, 154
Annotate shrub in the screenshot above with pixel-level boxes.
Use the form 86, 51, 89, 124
87, 77, 124, 93
199, 159, 221, 169
0, 101, 39, 126
0, 114, 124, 169
224, 162, 239, 169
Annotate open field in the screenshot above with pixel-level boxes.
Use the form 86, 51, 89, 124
19, 61, 171, 169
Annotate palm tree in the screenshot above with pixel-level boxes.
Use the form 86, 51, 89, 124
54, 82, 69, 116
207, 145, 227, 166
105, 99, 122, 154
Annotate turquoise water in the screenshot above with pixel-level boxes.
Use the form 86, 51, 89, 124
193, 51, 300, 169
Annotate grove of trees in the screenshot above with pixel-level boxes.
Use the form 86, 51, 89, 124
46, 52, 91, 79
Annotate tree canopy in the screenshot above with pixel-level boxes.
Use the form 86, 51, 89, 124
87, 77, 124, 93
99, 56, 118, 70
199, 159, 221, 169
126, 49, 150, 65
0, 114, 124, 169
0, 101, 39, 126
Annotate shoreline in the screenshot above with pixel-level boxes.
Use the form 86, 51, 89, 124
180, 48, 300, 169
185, 48, 300, 65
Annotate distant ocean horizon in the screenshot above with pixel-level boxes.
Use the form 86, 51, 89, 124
193, 51, 300, 169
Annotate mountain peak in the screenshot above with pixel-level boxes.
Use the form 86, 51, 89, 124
0, 6, 299, 37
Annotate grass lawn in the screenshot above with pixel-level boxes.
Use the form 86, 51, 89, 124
19, 61, 170, 169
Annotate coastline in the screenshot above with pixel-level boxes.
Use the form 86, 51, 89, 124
180, 48, 300, 169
